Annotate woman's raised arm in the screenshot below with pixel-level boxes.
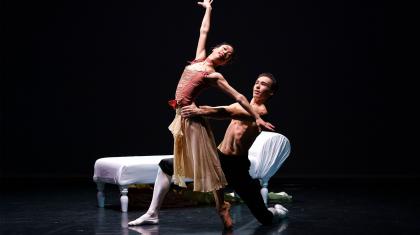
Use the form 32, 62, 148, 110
195, 0, 214, 60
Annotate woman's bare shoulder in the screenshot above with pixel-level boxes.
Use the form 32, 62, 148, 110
206, 72, 223, 79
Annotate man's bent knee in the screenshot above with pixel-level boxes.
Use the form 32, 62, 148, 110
159, 158, 174, 176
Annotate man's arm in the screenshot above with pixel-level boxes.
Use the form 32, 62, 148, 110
181, 103, 254, 121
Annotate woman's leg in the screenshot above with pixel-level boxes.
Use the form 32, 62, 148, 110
128, 168, 171, 226
213, 189, 233, 229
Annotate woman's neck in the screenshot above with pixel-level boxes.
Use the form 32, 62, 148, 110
203, 57, 215, 67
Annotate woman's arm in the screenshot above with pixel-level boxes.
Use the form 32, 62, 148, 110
207, 73, 276, 131
195, 0, 213, 60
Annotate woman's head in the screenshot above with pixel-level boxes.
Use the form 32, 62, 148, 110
208, 43, 234, 66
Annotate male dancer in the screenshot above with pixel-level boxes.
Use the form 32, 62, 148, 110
129, 73, 288, 227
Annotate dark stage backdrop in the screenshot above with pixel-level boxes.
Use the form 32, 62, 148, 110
2, 0, 407, 180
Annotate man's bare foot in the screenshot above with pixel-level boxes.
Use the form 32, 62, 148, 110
128, 212, 159, 226
275, 204, 288, 217
268, 204, 288, 222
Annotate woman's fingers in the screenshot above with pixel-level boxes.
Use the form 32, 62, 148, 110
197, 0, 212, 8
257, 120, 276, 132
264, 122, 276, 131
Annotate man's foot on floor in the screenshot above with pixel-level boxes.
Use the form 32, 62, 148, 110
268, 204, 288, 221
275, 204, 289, 216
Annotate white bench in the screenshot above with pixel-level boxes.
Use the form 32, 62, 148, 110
93, 132, 291, 212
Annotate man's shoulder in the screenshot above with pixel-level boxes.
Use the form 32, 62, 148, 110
255, 104, 269, 116
260, 109, 274, 123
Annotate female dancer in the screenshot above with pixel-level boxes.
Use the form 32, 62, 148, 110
131, 0, 274, 229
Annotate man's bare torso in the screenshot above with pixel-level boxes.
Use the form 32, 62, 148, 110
218, 103, 267, 156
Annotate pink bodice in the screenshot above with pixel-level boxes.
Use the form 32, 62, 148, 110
174, 67, 210, 107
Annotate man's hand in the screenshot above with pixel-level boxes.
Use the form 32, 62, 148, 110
181, 103, 201, 118
256, 118, 275, 132
197, 0, 213, 9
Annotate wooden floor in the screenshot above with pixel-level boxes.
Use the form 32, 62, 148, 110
1, 179, 419, 235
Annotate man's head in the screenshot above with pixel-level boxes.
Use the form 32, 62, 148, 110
253, 72, 278, 102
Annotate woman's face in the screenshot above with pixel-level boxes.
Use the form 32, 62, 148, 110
212, 45, 234, 64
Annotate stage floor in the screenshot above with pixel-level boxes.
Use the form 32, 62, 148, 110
1, 179, 419, 235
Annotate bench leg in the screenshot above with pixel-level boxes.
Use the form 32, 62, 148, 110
119, 185, 129, 212
260, 180, 269, 206
96, 182, 105, 208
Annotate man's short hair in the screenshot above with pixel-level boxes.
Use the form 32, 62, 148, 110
258, 72, 278, 94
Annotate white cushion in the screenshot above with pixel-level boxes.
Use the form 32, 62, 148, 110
248, 132, 291, 182
93, 155, 174, 185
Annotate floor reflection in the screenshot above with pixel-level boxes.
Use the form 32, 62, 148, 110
251, 219, 288, 235
3, 182, 416, 235
128, 225, 159, 235
121, 217, 288, 235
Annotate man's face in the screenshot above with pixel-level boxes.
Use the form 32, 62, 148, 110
253, 76, 274, 101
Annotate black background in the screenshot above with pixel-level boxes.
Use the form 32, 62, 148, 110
2, 0, 410, 180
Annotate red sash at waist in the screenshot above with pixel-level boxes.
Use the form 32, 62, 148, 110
168, 99, 177, 110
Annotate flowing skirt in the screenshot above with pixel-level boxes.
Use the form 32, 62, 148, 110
168, 108, 227, 192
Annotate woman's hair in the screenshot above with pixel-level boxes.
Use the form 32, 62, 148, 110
212, 42, 234, 50
258, 72, 278, 93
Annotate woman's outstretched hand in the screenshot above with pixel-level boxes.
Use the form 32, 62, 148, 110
197, 0, 213, 9
256, 118, 276, 132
